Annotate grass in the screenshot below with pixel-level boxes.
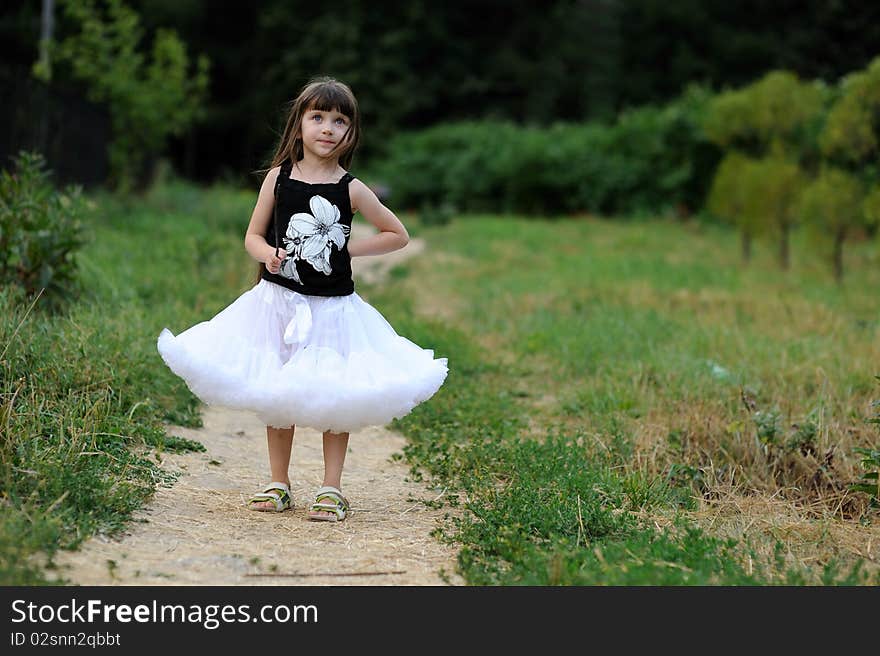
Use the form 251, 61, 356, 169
371, 214, 880, 584
3, 177, 878, 584
0, 180, 256, 584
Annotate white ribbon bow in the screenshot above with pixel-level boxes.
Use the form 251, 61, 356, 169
282, 291, 313, 345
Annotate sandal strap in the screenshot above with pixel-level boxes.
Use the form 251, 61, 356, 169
314, 486, 349, 508
251, 492, 286, 502
310, 486, 349, 519
249, 482, 291, 509
312, 498, 347, 513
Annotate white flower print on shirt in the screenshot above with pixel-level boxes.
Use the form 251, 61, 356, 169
278, 195, 350, 282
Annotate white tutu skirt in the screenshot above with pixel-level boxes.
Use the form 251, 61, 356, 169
157, 279, 449, 432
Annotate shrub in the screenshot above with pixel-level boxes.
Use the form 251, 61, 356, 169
378, 85, 717, 218
0, 152, 89, 311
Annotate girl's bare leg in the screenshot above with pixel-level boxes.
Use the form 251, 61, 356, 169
310, 430, 350, 518
251, 425, 295, 510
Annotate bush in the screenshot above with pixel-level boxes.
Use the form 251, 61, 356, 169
0, 152, 89, 312
378, 85, 718, 218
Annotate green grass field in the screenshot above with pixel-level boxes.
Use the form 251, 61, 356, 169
377, 215, 880, 584
2, 181, 878, 584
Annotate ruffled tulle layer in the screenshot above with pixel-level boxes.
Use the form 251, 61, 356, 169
157, 279, 448, 432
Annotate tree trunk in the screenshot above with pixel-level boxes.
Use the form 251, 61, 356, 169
39, 0, 54, 71
779, 224, 790, 270
35, 0, 54, 152
833, 228, 845, 283
741, 231, 752, 263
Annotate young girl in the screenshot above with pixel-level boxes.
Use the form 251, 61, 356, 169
157, 77, 448, 521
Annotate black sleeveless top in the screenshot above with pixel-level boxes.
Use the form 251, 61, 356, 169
261, 159, 356, 296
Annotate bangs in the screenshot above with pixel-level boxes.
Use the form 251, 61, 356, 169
303, 84, 357, 119
276, 77, 360, 169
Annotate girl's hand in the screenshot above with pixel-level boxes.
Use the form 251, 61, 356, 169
265, 248, 285, 274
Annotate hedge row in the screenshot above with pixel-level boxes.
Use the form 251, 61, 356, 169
377, 86, 719, 218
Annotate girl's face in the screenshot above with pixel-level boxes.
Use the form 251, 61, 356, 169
298, 106, 352, 160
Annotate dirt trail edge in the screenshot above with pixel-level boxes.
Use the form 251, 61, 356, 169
54, 225, 463, 586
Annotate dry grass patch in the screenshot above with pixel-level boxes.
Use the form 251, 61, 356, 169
632, 396, 876, 517
685, 489, 880, 582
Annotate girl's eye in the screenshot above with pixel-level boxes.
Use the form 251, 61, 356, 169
335, 118, 346, 125
311, 114, 322, 121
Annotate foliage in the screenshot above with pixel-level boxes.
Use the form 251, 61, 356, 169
751, 156, 805, 268
379, 85, 717, 217
7, 0, 880, 184
706, 152, 764, 260
852, 447, 880, 509
703, 71, 824, 266
755, 157, 806, 229
704, 71, 826, 159
0, 151, 88, 312
702, 86, 755, 150
748, 71, 826, 160
54, 0, 209, 191
820, 57, 880, 166
798, 166, 865, 281
850, 377, 880, 508
706, 149, 805, 268
816, 55, 880, 247
863, 185, 880, 229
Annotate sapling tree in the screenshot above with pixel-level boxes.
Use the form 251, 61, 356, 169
798, 167, 863, 283
707, 152, 762, 261
54, 0, 210, 192
813, 56, 880, 277
704, 71, 823, 268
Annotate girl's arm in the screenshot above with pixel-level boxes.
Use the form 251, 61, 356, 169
348, 179, 409, 257
244, 166, 284, 266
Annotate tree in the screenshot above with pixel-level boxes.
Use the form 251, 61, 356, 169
707, 151, 762, 261
752, 156, 804, 269
820, 57, 880, 165
819, 55, 880, 246
703, 71, 823, 267
798, 167, 864, 283
54, 0, 209, 191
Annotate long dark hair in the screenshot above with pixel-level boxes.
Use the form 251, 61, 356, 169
254, 77, 361, 283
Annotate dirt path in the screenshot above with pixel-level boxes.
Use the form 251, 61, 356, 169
54, 226, 462, 586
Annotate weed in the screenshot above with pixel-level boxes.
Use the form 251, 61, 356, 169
851, 447, 880, 508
